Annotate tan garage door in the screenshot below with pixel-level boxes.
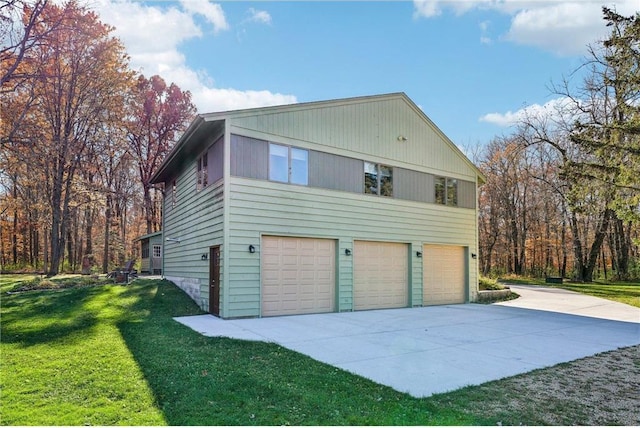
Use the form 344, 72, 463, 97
261, 236, 335, 317
354, 241, 408, 310
423, 244, 466, 305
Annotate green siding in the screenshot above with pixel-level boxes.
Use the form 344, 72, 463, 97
163, 161, 224, 310
410, 242, 423, 306
230, 95, 477, 180
226, 178, 478, 318
157, 93, 482, 317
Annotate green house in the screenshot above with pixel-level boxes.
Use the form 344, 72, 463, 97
151, 93, 485, 319
135, 231, 163, 275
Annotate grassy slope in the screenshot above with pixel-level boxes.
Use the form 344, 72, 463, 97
2, 275, 638, 425
1, 277, 167, 425
1, 276, 480, 426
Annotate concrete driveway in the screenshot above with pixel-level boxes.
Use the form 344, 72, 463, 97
174, 285, 640, 397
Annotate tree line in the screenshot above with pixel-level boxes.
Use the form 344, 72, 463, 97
2, 3, 638, 283
475, 8, 640, 282
1, 0, 196, 275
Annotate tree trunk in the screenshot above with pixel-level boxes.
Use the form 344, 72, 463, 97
12, 179, 18, 265
49, 152, 65, 275
43, 225, 49, 274
143, 183, 152, 234
579, 208, 612, 282
66, 229, 73, 273
611, 218, 630, 279
570, 210, 584, 281
103, 195, 112, 274
0, 220, 5, 271
85, 206, 94, 255
49, 199, 62, 276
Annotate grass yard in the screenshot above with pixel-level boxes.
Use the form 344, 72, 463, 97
1, 275, 638, 425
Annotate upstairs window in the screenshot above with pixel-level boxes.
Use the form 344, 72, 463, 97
435, 177, 457, 206
171, 179, 177, 208
435, 177, 446, 204
197, 151, 208, 190
364, 162, 393, 197
447, 178, 458, 206
269, 143, 308, 185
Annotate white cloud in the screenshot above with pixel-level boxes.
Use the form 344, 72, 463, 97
506, 3, 606, 55
97, 1, 200, 57
479, 97, 575, 127
413, 0, 442, 18
246, 7, 272, 25
479, 20, 491, 44
94, 0, 296, 113
413, 0, 639, 56
196, 88, 296, 112
179, 0, 229, 33
414, 0, 489, 18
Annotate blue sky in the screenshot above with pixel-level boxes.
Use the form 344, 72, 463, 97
94, 0, 637, 149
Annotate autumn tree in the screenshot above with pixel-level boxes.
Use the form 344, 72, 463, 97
126, 74, 196, 234
477, 135, 567, 277
1, 0, 51, 88
3, 1, 133, 275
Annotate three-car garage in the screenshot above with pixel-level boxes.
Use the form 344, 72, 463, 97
260, 236, 467, 317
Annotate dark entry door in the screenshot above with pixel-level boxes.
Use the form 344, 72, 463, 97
209, 246, 220, 316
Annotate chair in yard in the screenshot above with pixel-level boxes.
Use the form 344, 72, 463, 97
109, 260, 138, 283
122, 260, 138, 277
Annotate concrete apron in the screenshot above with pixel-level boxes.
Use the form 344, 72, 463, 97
174, 285, 640, 398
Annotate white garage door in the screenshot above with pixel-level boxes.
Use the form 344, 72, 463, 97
423, 244, 466, 305
261, 236, 335, 317
354, 241, 408, 310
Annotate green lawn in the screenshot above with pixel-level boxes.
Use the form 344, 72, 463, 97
1, 275, 637, 425
497, 276, 640, 308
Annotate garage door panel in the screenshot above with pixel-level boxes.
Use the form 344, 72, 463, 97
423, 245, 465, 305
261, 236, 336, 317
354, 241, 408, 311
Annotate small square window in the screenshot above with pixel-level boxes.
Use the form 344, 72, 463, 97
152, 245, 162, 258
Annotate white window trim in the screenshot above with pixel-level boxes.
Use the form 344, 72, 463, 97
152, 245, 162, 258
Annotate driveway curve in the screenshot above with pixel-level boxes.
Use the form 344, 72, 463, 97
175, 284, 640, 397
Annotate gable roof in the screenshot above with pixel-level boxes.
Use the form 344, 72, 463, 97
151, 92, 485, 184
